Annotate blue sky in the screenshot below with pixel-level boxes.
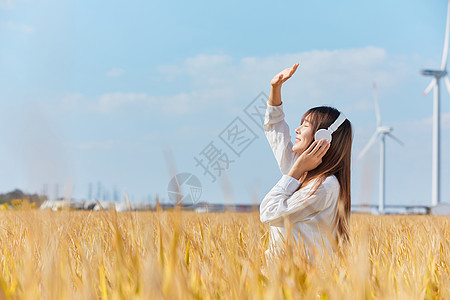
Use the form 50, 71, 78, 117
0, 0, 449, 207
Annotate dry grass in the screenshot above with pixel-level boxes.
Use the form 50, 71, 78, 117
0, 209, 449, 299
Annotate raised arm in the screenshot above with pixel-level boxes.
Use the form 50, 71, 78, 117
268, 63, 299, 106
264, 104, 296, 174
264, 64, 300, 175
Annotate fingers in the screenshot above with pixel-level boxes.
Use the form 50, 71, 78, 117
291, 63, 299, 74
317, 140, 330, 157
305, 140, 318, 154
289, 63, 299, 75
271, 63, 299, 86
309, 139, 330, 156
279, 63, 300, 82
311, 139, 325, 154
286, 64, 299, 78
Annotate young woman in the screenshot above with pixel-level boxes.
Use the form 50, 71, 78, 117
260, 63, 352, 260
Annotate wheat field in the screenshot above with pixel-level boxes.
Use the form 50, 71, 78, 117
0, 209, 448, 299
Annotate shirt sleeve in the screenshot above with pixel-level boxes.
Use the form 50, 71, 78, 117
259, 175, 338, 226
264, 102, 297, 175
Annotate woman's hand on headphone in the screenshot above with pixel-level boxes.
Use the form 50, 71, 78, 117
288, 139, 330, 180
271, 63, 299, 88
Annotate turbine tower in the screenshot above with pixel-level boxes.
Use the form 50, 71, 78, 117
356, 83, 403, 213
421, 0, 450, 207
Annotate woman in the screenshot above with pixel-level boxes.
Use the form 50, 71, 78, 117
260, 63, 352, 260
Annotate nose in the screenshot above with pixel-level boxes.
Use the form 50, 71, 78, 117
295, 126, 301, 134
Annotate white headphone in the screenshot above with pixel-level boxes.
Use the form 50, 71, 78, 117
314, 113, 347, 143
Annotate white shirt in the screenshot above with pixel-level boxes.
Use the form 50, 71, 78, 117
260, 102, 340, 259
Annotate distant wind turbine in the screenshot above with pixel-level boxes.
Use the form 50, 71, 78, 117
420, 0, 450, 207
356, 83, 403, 213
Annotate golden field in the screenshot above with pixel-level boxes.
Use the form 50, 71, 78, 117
0, 209, 449, 299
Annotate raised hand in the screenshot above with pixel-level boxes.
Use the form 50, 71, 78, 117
288, 139, 330, 180
271, 63, 299, 88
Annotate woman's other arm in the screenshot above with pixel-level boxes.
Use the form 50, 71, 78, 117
260, 140, 332, 226
260, 175, 339, 226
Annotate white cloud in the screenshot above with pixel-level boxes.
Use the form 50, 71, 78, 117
160, 87, 234, 115
99, 88, 233, 115
97, 92, 154, 113
58, 47, 419, 120
107, 68, 125, 77
154, 47, 412, 117
44, 93, 152, 115
6, 22, 34, 33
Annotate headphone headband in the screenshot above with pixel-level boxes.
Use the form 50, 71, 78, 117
314, 112, 347, 143
328, 113, 347, 133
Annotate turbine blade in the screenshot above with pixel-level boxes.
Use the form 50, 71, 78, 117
387, 133, 404, 146
423, 79, 436, 96
373, 81, 382, 126
445, 76, 450, 95
442, 0, 450, 69
355, 131, 379, 163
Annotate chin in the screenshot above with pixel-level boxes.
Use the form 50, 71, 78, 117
293, 140, 311, 153
292, 146, 303, 154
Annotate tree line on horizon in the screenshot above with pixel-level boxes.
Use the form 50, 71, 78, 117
0, 189, 46, 206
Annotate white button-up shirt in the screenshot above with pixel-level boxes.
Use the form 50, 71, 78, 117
260, 102, 340, 259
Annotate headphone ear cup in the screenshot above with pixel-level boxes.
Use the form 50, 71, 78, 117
315, 129, 332, 142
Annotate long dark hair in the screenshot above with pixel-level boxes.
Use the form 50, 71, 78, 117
297, 106, 353, 245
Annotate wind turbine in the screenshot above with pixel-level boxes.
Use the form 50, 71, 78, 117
356, 83, 403, 213
421, 0, 450, 207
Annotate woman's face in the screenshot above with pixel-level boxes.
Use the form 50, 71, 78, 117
292, 116, 314, 154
